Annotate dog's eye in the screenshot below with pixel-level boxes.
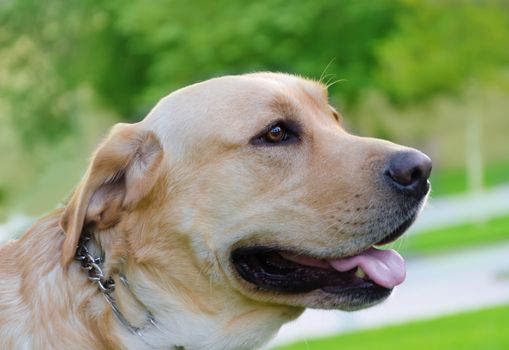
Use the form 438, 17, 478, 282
251, 120, 300, 146
264, 125, 287, 143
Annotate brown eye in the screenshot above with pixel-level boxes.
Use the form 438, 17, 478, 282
264, 125, 286, 143
251, 120, 300, 146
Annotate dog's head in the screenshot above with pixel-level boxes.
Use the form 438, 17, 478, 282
60, 73, 430, 314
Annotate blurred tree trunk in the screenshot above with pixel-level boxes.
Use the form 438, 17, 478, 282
465, 86, 483, 195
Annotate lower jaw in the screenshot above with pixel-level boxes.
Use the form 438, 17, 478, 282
320, 284, 392, 310
237, 283, 392, 311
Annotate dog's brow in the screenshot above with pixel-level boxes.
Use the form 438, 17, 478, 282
270, 95, 300, 119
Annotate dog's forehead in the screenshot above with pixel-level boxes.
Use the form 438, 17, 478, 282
146, 73, 328, 121
142, 74, 330, 154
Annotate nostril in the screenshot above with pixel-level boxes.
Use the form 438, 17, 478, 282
411, 167, 422, 183
386, 167, 414, 186
386, 167, 413, 186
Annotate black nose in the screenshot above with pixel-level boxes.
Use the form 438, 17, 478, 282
385, 151, 432, 198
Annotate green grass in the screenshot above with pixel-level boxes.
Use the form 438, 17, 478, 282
392, 214, 509, 256
273, 304, 509, 350
431, 162, 509, 197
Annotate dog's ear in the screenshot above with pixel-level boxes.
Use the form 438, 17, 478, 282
60, 123, 164, 266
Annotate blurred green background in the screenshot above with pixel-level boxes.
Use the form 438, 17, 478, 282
1, 0, 509, 349
1, 0, 509, 218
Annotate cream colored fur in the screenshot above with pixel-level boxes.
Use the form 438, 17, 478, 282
0, 73, 419, 349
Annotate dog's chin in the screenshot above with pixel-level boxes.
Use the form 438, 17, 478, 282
228, 213, 417, 310
276, 286, 392, 311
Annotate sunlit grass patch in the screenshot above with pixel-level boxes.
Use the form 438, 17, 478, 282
273, 304, 509, 350
397, 214, 509, 256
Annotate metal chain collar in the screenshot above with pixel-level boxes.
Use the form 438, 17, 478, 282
75, 233, 187, 350
75, 233, 158, 342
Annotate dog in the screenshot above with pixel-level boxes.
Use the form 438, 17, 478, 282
0, 73, 431, 349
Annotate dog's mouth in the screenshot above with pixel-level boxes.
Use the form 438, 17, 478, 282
231, 246, 404, 296
231, 216, 412, 297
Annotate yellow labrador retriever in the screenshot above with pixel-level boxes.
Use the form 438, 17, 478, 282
0, 73, 431, 349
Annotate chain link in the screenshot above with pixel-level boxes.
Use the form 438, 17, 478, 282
75, 233, 116, 294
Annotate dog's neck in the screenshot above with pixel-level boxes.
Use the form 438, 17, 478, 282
1, 210, 300, 349
89, 222, 302, 350
110, 265, 298, 350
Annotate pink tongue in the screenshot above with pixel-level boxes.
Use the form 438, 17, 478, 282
327, 247, 406, 289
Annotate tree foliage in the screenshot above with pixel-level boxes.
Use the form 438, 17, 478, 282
376, 0, 509, 103
1, 0, 508, 148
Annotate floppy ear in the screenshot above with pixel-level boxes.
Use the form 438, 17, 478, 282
60, 123, 164, 266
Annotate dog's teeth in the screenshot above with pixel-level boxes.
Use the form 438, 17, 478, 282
355, 267, 367, 279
